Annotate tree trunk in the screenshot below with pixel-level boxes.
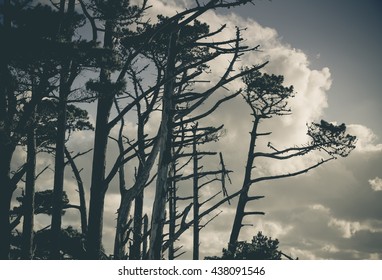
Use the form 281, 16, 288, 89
0, 0, 13, 260
192, 126, 200, 260
112, 102, 128, 260
50, 83, 68, 259
228, 118, 259, 251
64, 147, 87, 235
142, 214, 149, 259
113, 190, 128, 259
0, 146, 14, 260
148, 29, 178, 260
87, 17, 114, 259
21, 107, 36, 260
87, 90, 113, 258
168, 161, 176, 260
131, 114, 146, 260
131, 192, 143, 259
50, 0, 76, 259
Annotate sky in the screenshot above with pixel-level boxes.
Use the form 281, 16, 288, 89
228, 0, 382, 138
11, 0, 382, 260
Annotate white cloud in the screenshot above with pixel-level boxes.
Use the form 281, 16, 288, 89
256, 220, 294, 238
347, 124, 382, 152
328, 218, 382, 238
309, 204, 331, 214
328, 218, 361, 238
322, 244, 340, 253
369, 253, 381, 260
368, 177, 382, 191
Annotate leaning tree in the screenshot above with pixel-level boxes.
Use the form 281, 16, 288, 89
228, 70, 356, 252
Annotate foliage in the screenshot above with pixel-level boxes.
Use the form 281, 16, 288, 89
10, 226, 86, 260
308, 120, 356, 157
206, 232, 288, 260
33, 99, 94, 149
243, 69, 295, 118
13, 190, 70, 216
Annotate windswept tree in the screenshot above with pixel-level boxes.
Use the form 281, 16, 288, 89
228, 70, 356, 252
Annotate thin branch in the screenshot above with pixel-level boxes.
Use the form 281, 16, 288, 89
199, 210, 223, 230
251, 157, 335, 184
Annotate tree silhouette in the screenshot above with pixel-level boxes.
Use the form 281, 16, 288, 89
206, 231, 295, 260
228, 70, 356, 252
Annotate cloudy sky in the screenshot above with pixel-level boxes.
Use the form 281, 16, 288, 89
19, 0, 382, 260
135, 0, 382, 260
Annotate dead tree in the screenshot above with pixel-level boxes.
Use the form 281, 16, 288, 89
228, 70, 357, 252
148, 26, 179, 260
162, 121, 231, 259
111, 63, 161, 259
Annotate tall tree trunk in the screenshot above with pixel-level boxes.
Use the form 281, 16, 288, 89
131, 114, 146, 260
87, 92, 113, 259
113, 116, 127, 259
192, 126, 199, 260
50, 80, 69, 259
0, 146, 14, 260
131, 192, 143, 259
0, 0, 13, 260
113, 190, 128, 259
112, 101, 128, 260
142, 214, 149, 259
21, 106, 36, 260
148, 29, 178, 260
64, 147, 87, 235
168, 160, 176, 260
228, 118, 259, 251
50, 0, 75, 259
87, 18, 114, 259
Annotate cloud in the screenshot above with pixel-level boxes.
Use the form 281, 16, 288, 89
328, 218, 361, 238
309, 204, 331, 214
368, 177, 382, 191
347, 124, 382, 152
328, 218, 382, 238
322, 244, 340, 253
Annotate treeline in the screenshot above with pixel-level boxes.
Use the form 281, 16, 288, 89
0, 0, 356, 260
